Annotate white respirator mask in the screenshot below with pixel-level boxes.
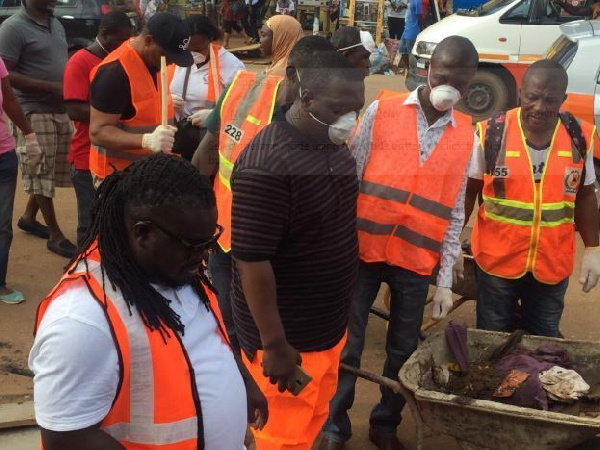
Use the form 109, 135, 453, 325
192, 51, 207, 65
296, 69, 357, 145
428, 70, 461, 112
309, 111, 358, 145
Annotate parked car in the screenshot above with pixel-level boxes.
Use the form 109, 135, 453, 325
405, 0, 591, 121
0, 0, 138, 54
546, 19, 600, 216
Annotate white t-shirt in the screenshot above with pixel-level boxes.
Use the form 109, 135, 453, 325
385, 0, 407, 18
276, 0, 295, 14
29, 279, 247, 449
170, 47, 246, 119
469, 135, 596, 186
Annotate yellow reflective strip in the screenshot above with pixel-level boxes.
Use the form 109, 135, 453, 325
557, 150, 571, 157
482, 194, 534, 210
246, 115, 261, 126
267, 80, 282, 125
542, 200, 575, 210
539, 217, 574, 227
484, 211, 533, 226
218, 171, 231, 190
219, 151, 234, 171
506, 151, 520, 157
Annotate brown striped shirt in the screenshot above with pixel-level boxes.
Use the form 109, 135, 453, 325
231, 120, 359, 355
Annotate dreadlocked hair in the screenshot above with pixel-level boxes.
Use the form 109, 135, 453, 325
69, 153, 217, 340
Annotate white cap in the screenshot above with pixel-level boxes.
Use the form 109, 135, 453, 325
337, 30, 376, 53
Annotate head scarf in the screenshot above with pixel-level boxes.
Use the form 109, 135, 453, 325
264, 15, 303, 76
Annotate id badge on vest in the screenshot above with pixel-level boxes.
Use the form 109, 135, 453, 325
493, 166, 509, 178
224, 123, 244, 144
564, 167, 582, 195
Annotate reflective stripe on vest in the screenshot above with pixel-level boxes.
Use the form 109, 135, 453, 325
89, 40, 174, 180
206, 44, 223, 104
360, 180, 453, 220
213, 71, 282, 252
472, 108, 594, 283
356, 94, 473, 275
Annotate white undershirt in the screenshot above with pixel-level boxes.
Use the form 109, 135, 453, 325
170, 47, 246, 119
29, 279, 247, 449
469, 135, 596, 186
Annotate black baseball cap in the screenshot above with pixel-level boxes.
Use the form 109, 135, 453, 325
147, 12, 194, 67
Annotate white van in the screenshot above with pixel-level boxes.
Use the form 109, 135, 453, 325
546, 20, 600, 209
405, 0, 591, 120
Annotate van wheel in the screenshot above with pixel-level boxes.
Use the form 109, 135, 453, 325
458, 69, 509, 122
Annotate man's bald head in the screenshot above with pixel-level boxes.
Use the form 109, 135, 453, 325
425, 36, 479, 104
522, 59, 568, 96
520, 60, 568, 133
430, 36, 478, 71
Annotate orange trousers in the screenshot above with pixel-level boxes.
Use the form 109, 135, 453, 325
243, 335, 347, 450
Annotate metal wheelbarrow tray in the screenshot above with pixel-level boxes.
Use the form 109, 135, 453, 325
399, 329, 600, 450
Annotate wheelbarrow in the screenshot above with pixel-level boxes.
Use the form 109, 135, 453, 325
396, 329, 600, 450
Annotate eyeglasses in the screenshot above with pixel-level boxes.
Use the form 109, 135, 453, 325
137, 221, 224, 254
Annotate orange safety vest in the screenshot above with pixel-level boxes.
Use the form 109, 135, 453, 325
35, 247, 230, 449
214, 71, 283, 252
89, 40, 174, 180
375, 89, 404, 101
472, 108, 596, 284
357, 94, 474, 275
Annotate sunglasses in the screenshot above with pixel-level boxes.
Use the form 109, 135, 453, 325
137, 221, 224, 254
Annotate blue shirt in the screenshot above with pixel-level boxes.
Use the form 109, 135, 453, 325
402, 0, 422, 40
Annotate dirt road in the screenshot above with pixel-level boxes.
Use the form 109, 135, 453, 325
1, 70, 600, 449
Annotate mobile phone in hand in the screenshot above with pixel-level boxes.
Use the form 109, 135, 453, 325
290, 365, 313, 396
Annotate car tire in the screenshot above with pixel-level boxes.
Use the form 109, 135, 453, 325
458, 69, 509, 122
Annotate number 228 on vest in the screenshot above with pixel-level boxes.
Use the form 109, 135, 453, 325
224, 123, 244, 144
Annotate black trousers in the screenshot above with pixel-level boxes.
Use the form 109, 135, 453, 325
387, 16, 405, 40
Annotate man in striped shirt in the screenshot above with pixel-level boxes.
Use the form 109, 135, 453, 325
230, 51, 364, 449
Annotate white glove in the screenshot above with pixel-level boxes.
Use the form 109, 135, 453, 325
24, 133, 42, 174
452, 251, 465, 286
142, 125, 177, 153
172, 94, 184, 111
188, 109, 212, 127
579, 247, 600, 293
432, 287, 453, 320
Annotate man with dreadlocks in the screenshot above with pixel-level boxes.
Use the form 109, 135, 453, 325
29, 153, 267, 450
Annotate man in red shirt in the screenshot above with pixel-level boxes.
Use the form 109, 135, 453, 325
63, 11, 132, 245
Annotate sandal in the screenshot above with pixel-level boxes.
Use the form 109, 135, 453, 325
17, 218, 50, 239
47, 239, 77, 259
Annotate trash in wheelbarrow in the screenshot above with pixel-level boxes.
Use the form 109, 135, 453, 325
434, 323, 595, 414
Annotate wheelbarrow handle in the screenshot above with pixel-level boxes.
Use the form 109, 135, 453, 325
340, 363, 425, 450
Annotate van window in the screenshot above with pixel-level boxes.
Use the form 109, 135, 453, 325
476, 0, 515, 15
547, 35, 578, 69
500, 0, 532, 21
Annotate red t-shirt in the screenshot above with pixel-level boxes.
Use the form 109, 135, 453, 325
64, 48, 103, 171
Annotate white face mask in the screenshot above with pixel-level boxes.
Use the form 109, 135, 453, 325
296, 70, 358, 145
192, 51, 207, 65
309, 111, 358, 145
428, 70, 461, 112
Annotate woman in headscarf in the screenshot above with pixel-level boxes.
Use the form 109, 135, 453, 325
259, 15, 304, 77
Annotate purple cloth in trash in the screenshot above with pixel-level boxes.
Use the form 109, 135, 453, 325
445, 322, 469, 372
495, 343, 572, 410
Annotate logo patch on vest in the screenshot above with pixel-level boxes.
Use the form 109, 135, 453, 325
493, 166, 509, 178
224, 123, 243, 143
564, 168, 582, 195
